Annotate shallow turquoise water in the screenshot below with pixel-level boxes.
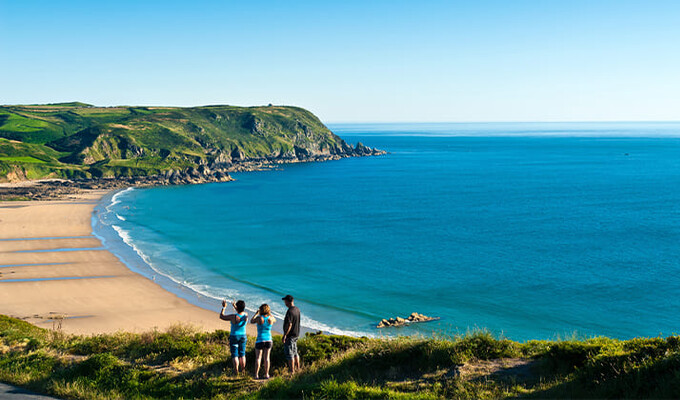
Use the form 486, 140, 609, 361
97, 122, 680, 340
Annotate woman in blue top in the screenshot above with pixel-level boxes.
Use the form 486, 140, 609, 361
220, 299, 248, 374
250, 303, 276, 379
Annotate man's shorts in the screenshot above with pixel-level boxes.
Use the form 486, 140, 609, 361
284, 337, 298, 360
229, 335, 247, 358
255, 341, 273, 350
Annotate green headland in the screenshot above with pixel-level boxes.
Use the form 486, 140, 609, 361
0, 102, 381, 182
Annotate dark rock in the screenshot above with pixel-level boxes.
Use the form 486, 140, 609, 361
231, 146, 245, 161
198, 165, 211, 175
354, 142, 373, 156
294, 146, 312, 159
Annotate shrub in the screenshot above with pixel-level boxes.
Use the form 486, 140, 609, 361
67, 332, 133, 355
544, 340, 603, 374
299, 333, 366, 364
0, 350, 58, 383
25, 338, 43, 351
455, 331, 520, 360
0, 315, 47, 345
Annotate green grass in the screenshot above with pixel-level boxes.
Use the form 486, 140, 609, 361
1, 315, 679, 399
0, 138, 79, 181
0, 112, 66, 144
0, 156, 47, 164
0, 102, 355, 181
28, 102, 93, 108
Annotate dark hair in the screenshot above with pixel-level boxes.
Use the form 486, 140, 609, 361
235, 300, 246, 313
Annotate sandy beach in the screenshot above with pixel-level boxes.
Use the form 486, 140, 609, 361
0, 189, 256, 336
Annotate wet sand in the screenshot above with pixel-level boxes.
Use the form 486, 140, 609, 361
0, 190, 256, 335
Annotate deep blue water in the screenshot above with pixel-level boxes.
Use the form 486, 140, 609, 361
96, 122, 680, 341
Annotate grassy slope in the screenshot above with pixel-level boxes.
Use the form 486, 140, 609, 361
0, 103, 351, 181
1, 316, 679, 399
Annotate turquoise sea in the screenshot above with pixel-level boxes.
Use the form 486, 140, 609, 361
95, 122, 680, 341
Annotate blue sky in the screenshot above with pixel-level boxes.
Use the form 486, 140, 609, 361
1, 0, 679, 122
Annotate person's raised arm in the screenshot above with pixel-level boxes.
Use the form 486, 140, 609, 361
250, 309, 261, 324
219, 299, 233, 322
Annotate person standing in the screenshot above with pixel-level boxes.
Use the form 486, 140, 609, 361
281, 294, 301, 373
220, 299, 248, 374
250, 303, 276, 379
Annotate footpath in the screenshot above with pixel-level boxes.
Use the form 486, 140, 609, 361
0, 383, 59, 399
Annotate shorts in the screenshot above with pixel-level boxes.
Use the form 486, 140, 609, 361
255, 341, 273, 350
284, 337, 298, 360
229, 335, 247, 358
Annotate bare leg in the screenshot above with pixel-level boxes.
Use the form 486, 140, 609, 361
263, 347, 271, 378
254, 348, 262, 378
294, 355, 300, 372
287, 358, 294, 373
232, 357, 239, 373
239, 356, 247, 374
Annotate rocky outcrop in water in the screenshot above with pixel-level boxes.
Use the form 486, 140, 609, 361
376, 313, 440, 328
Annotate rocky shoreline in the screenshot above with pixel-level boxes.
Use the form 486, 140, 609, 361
0, 144, 385, 201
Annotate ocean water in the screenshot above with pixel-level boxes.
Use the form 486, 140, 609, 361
95, 122, 680, 341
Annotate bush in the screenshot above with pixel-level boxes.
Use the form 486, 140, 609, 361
0, 315, 47, 345
569, 337, 680, 397
545, 340, 603, 374
60, 352, 163, 397
455, 331, 520, 360
299, 333, 366, 364
68, 332, 133, 355
25, 338, 43, 351
0, 350, 58, 383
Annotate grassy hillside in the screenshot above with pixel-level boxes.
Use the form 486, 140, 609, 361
0, 103, 373, 182
1, 315, 679, 399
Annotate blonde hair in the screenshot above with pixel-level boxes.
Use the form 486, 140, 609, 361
259, 304, 271, 316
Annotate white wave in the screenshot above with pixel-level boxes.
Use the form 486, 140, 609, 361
182, 282, 244, 305
111, 224, 173, 282
108, 225, 231, 310
115, 214, 126, 221
111, 225, 145, 262
106, 187, 135, 212
176, 281, 374, 337
299, 315, 375, 337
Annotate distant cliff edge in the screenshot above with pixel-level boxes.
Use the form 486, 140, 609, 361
0, 102, 384, 184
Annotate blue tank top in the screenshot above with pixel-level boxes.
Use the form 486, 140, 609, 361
230, 313, 247, 337
256, 316, 273, 343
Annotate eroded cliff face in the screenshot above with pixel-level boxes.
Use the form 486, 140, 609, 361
2, 165, 28, 183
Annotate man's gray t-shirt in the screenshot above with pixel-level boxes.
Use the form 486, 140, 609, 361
283, 306, 300, 339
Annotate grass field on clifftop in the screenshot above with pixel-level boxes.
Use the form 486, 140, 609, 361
1, 315, 679, 399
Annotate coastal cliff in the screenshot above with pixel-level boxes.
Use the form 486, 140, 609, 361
0, 102, 384, 183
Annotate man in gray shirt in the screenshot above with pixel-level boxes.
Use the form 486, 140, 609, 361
281, 294, 301, 373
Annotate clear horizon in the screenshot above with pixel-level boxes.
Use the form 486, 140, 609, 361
2, 0, 679, 123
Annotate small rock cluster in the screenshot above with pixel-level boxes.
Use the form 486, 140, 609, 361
376, 312, 439, 328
